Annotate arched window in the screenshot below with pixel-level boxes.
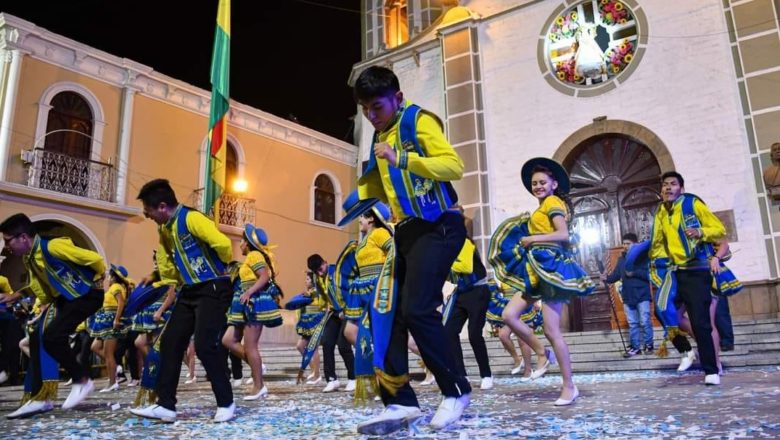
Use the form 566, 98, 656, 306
225, 141, 238, 194
385, 0, 410, 49
314, 174, 336, 224
44, 91, 93, 159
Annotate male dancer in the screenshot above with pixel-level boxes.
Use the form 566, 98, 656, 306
0, 213, 105, 413
353, 66, 469, 435
650, 171, 725, 385
130, 179, 235, 422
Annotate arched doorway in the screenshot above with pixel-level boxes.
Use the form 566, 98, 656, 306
561, 135, 662, 331
0, 217, 105, 291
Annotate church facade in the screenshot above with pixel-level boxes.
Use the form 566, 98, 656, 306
351, 0, 780, 328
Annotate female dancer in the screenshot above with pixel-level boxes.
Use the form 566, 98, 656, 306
339, 193, 393, 401
222, 224, 283, 400
88, 265, 132, 393
295, 271, 325, 384
489, 157, 594, 405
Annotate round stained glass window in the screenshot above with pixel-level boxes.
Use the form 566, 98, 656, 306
540, 0, 645, 94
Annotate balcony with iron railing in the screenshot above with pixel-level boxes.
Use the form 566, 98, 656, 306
21, 147, 116, 203
190, 188, 256, 227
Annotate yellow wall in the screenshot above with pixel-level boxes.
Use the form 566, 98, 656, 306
7, 57, 122, 184
1, 56, 358, 341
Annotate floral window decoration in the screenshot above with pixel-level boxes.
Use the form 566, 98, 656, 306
542, 0, 643, 91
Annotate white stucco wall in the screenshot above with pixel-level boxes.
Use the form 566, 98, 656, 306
477, 0, 767, 280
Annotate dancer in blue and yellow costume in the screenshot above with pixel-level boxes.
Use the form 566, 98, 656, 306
125, 248, 178, 408
0, 213, 106, 414
5, 297, 57, 419
222, 224, 283, 401
488, 157, 594, 406
293, 271, 326, 384
88, 264, 133, 393
338, 190, 394, 403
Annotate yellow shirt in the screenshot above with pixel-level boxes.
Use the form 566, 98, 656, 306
0, 276, 11, 294
650, 196, 726, 265
25, 236, 106, 304
358, 101, 464, 220
239, 250, 268, 283
103, 283, 127, 308
356, 228, 392, 269
528, 196, 567, 235
159, 205, 233, 284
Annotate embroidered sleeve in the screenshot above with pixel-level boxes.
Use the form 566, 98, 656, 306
543, 196, 567, 220
402, 114, 464, 181
186, 210, 233, 263
246, 251, 268, 274
370, 228, 393, 254
48, 237, 106, 278
693, 199, 726, 242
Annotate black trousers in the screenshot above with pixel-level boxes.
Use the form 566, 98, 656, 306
445, 284, 492, 379
156, 279, 233, 410
0, 316, 24, 382
73, 331, 94, 378
115, 331, 140, 380
43, 289, 103, 382
380, 212, 470, 408
675, 271, 718, 375
715, 296, 734, 347
321, 314, 354, 381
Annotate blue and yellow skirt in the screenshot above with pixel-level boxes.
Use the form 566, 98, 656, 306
296, 305, 326, 337
486, 289, 544, 329
344, 266, 380, 322
130, 296, 172, 333
87, 307, 129, 339
227, 281, 283, 327
488, 215, 593, 302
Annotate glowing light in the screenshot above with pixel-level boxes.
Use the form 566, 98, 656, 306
232, 179, 248, 193
580, 227, 601, 245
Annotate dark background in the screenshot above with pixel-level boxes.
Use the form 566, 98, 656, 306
1, 0, 363, 141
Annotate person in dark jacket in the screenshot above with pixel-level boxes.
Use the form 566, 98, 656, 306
602, 233, 654, 357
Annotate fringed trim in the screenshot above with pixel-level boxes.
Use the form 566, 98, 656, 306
656, 327, 688, 358
133, 387, 157, 408
374, 368, 408, 397
296, 369, 305, 385
352, 375, 378, 406
30, 380, 58, 402
19, 392, 32, 406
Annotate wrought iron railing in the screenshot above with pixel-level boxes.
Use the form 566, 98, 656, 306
190, 188, 256, 227
23, 148, 116, 202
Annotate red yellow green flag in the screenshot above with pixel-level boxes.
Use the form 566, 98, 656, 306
203, 0, 231, 220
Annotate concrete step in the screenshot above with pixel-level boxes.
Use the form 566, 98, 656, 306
193, 319, 780, 381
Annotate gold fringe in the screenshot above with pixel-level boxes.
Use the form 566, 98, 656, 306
656, 327, 689, 358
296, 370, 305, 385
352, 375, 378, 406
30, 381, 58, 403
19, 392, 32, 406
374, 368, 409, 397
133, 387, 157, 408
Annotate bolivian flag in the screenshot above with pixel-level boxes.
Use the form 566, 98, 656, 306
204, 0, 230, 219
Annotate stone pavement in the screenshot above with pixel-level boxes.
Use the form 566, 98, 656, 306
0, 367, 779, 439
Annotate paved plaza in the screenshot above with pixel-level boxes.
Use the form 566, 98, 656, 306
0, 366, 779, 439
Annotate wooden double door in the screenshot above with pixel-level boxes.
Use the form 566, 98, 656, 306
562, 135, 662, 332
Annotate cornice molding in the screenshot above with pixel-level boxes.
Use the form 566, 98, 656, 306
0, 13, 358, 166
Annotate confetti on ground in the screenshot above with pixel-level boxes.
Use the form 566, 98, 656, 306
1, 367, 779, 439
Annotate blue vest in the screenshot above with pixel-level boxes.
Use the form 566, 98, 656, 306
364, 104, 458, 222
35, 238, 96, 301
168, 206, 226, 285
678, 193, 713, 268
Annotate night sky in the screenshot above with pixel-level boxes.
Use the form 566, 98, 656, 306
1, 0, 362, 141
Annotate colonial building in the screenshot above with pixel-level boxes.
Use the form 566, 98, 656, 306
351, 0, 780, 329
0, 13, 358, 342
